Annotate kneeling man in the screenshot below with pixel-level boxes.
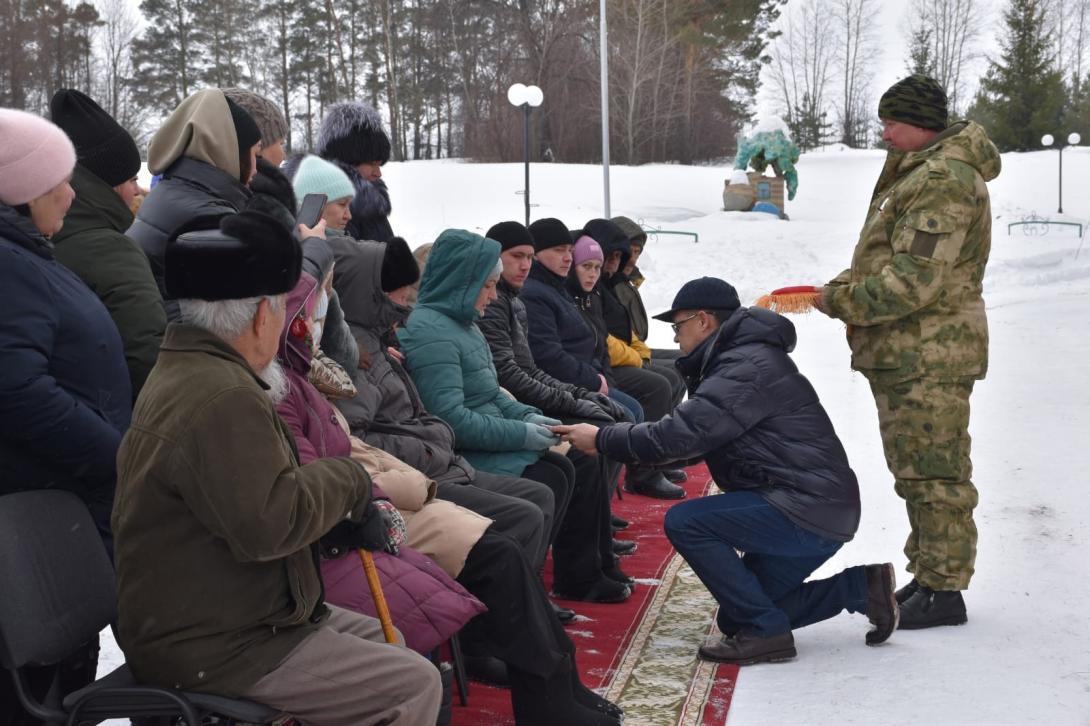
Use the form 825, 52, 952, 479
560, 277, 898, 664
112, 212, 441, 725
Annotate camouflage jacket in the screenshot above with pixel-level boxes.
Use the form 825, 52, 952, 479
823, 121, 1001, 383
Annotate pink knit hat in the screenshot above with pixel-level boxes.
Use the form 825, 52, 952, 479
0, 109, 77, 206
572, 235, 604, 266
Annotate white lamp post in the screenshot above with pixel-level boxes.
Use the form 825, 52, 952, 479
1041, 132, 1081, 214
508, 83, 544, 225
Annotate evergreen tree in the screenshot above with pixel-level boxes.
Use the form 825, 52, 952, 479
906, 27, 935, 76
130, 0, 206, 114
199, 0, 258, 88
970, 0, 1066, 151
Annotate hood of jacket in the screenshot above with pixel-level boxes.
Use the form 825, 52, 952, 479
52, 164, 133, 243
147, 89, 243, 179
680, 306, 797, 381
415, 229, 500, 325
877, 121, 1001, 199
0, 202, 52, 259
583, 218, 631, 289
329, 234, 410, 333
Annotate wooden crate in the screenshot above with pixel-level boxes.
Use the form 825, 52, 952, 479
747, 172, 785, 211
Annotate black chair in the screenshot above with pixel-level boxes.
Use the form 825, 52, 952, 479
0, 490, 284, 725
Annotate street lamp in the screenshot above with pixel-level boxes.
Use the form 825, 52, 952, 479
1041, 132, 1081, 214
508, 83, 543, 226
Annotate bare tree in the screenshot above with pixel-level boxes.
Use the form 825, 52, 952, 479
832, 0, 880, 147
96, 0, 148, 142
905, 0, 982, 115
767, 0, 837, 149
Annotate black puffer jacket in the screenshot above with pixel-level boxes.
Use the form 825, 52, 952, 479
329, 161, 394, 243
520, 261, 607, 391
596, 306, 861, 542
479, 277, 590, 417
128, 157, 251, 320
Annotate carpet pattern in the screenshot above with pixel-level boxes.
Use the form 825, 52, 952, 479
450, 465, 739, 725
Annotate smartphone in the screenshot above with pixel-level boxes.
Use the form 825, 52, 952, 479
296, 193, 328, 229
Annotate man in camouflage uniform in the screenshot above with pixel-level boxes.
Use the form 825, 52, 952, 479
816, 74, 1001, 630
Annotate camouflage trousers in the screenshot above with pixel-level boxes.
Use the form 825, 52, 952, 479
869, 376, 978, 591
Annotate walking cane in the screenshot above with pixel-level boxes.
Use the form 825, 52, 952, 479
358, 549, 399, 644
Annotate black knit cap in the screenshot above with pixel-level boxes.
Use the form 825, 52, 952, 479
652, 277, 740, 322
486, 221, 535, 252
226, 97, 262, 183
49, 89, 140, 187
878, 74, 948, 132
165, 211, 302, 301
527, 218, 573, 252
381, 236, 420, 292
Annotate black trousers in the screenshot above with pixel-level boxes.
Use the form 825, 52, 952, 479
456, 531, 572, 679
521, 451, 575, 551
647, 360, 686, 408
612, 365, 675, 421
437, 474, 551, 570
550, 450, 614, 591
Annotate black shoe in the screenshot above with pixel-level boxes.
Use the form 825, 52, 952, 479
463, 654, 510, 688
612, 538, 637, 556
553, 577, 632, 604
898, 586, 967, 630
610, 514, 630, 531
551, 600, 577, 624
663, 468, 688, 484
895, 578, 920, 604
864, 563, 898, 645
571, 678, 624, 721
624, 470, 685, 499
697, 630, 797, 665
603, 566, 635, 586
510, 657, 621, 726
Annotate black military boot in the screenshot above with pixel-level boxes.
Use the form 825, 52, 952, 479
864, 563, 898, 645
898, 585, 967, 629
697, 630, 797, 665
895, 578, 920, 604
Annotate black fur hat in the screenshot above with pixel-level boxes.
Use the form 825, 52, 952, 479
317, 102, 392, 166
165, 211, 302, 301
381, 236, 420, 292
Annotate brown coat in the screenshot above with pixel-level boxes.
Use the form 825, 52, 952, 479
112, 324, 371, 696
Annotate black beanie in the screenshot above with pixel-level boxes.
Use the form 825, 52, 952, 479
878, 74, 948, 132
527, 218, 573, 252
381, 236, 420, 292
49, 89, 140, 187
226, 97, 262, 182
486, 221, 535, 252
165, 211, 302, 301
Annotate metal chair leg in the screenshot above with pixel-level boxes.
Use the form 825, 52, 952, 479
448, 634, 469, 706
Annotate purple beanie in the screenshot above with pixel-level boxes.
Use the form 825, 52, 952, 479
0, 109, 76, 206
572, 235, 604, 266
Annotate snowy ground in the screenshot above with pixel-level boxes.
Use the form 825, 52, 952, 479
119, 145, 1090, 725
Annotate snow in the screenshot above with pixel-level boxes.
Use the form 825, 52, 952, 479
117, 144, 1090, 724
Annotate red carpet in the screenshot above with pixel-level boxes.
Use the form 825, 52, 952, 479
450, 465, 740, 725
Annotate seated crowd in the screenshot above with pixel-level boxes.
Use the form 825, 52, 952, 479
0, 88, 701, 726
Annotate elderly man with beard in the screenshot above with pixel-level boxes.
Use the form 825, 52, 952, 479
112, 211, 441, 725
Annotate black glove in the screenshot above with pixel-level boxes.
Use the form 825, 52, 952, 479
319, 499, 395, 558
570, 397, 616, 423
583, 391, 634, 423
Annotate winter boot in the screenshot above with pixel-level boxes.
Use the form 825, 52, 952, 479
612, 538, 637, 556
509, 657, 621, 725
895, 578, 920, 604
624, 466, 685, 499
603, 565, 635, 586
864, 563, 898, 645
698, 630, 797, 665
550, 600, 576, 624
898, 586, 968, 629
463, 654, 510, 688
553, 577, 632, 604
663, 468, 688, 484
611, 514, 630, 531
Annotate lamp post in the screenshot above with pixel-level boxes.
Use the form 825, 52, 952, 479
508, 83, 544, 226
1041, 132, 1081, 214
599, 0, 611, 218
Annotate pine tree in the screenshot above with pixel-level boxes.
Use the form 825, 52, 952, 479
970, 0, 1066, 151
906, 27, 936, 76
130, 0, 207, 114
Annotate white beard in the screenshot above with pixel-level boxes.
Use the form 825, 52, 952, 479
260, 359, 290, 405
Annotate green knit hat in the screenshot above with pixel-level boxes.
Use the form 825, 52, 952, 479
878, 74, 948, 131
291, 155, 356, 207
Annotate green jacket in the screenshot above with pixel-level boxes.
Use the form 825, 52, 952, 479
398, 229, 543, 477
823, 121, 1001, 383
52, 164, 166, 399
112, 323, 370, 695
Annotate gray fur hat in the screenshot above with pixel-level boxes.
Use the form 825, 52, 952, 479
221, 88, 289, 148
316, 101, 391, 166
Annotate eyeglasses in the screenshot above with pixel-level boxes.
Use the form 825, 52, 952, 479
670, 313, 700, 334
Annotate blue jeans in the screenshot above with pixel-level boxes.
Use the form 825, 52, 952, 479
664, 491, 868, 637
607, 387, 644, 423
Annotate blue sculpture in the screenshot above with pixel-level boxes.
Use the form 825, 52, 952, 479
734, 129, 800, 201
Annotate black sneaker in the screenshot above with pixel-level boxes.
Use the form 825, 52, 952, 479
698, 630, 797, 665
895, 578, 920, 604
864, 563, 898, 645
898, 586, 968, 629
